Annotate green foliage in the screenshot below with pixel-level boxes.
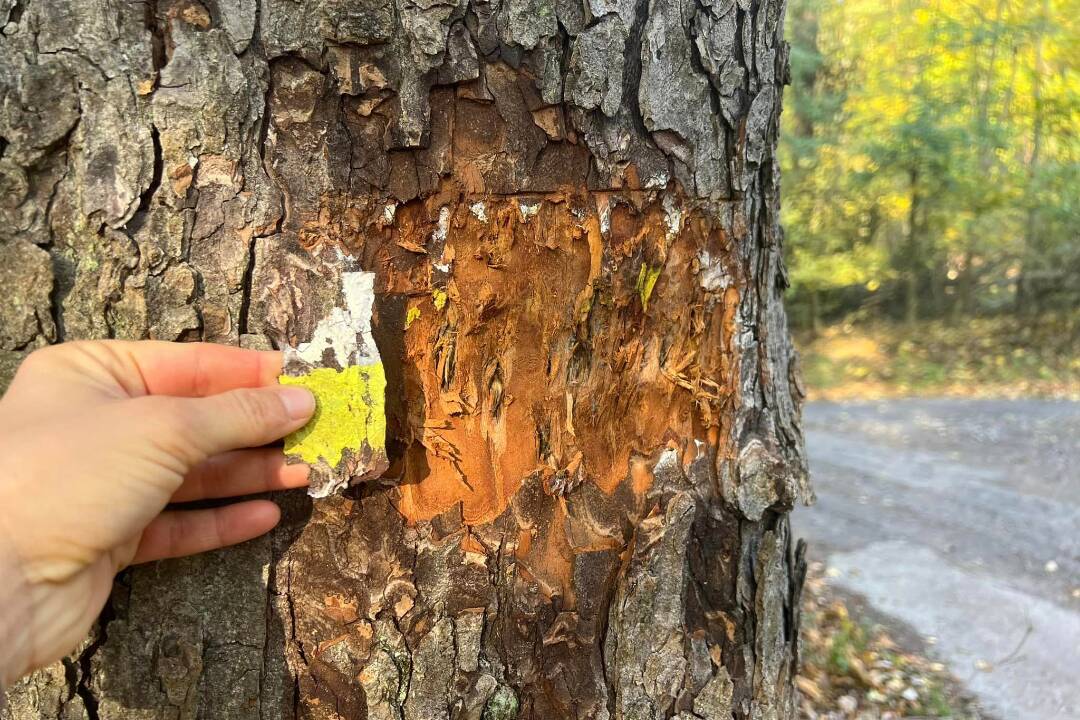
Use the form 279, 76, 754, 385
782, 0, 1080, 324
826, 615, 868, 675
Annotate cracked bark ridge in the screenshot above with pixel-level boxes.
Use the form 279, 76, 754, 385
1, 0, 809, 717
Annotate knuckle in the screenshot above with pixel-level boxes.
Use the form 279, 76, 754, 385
229, 389, 286, 432
120, 396, 203, 472
17, 341, 110, 380
142, 397, 200, 456
141, 394, 183, 424
168, 514, 189, 557
17, 343, 64, 374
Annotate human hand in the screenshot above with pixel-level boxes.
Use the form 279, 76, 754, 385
0, 341, 315, 687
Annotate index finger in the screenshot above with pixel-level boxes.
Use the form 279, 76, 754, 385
106, 341, 283, 397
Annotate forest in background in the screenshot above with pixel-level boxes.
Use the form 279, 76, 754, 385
781, 0, 1079, 398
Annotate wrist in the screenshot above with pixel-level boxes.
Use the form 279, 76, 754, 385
0, 512, 33, 689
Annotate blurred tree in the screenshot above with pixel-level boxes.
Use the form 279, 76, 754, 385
782, 0, 1080, 328
782, 0, 887, 330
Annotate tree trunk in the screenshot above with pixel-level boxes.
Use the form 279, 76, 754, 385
1017, 0, 1048, 318
1, 1, 810, 719
950, 250, 973, 323
904, 169, 921, 327
807, 289, 820, 335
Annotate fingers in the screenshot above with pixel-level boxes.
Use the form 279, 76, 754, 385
131, 500, 282, 564
1, 343, 285, 437
54, 341, 284, 398
115, 341, 284, 397
135, 384, 315, 464
173, 449, 310, 502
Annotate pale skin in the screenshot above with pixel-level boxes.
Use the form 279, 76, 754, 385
0, 341, 316, 689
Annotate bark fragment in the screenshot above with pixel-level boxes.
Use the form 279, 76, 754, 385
281, 265, 389, 497
0, 240, 55, 351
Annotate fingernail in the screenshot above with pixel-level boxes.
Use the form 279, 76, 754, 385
277, 385, 315, 421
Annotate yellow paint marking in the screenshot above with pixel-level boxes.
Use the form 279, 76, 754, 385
636, 263, 662, 311
279, 362, 386, 467
432, 288, 448, 311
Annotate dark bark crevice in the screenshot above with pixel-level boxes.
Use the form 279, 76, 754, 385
122, 125, 163, 236
72, 588, 118, 720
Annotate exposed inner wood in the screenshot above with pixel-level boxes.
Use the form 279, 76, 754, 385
374, 192, 739, 526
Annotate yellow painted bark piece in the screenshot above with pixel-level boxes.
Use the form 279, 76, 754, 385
405, 306, 421, 329
279, 362, 387, 467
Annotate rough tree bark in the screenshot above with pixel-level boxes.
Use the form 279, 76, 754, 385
0, 0, 810, 718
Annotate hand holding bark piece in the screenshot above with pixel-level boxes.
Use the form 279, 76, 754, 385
0, 341, 315, 688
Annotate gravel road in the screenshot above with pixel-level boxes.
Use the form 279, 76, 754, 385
794, 399, 1080, 720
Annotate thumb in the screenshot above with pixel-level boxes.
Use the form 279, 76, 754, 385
134, 385, 315, 465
